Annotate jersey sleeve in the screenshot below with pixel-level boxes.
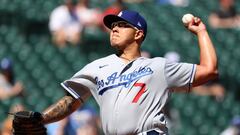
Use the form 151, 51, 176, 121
164, 60, 196, 92
61, 63, 97, 101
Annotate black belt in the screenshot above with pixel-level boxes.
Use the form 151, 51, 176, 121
146, 130, 160, 135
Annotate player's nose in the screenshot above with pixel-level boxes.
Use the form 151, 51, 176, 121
112, 26, 119, 33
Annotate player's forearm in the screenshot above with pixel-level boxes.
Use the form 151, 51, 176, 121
42, 95, 81, 124
195, 30, 218, 86
198, 30, 217, 71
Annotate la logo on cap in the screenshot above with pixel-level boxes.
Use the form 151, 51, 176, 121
118, 12, 123, 17
137, 22, 142, 27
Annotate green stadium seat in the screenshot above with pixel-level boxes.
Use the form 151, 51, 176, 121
0, 44, 7, 58
197, 97, 211, 110
182, 103, 195, 118
216, 114, 228, 128
207, 102, 218, 119
42, 46, 57, 63
34, 97, 49, 111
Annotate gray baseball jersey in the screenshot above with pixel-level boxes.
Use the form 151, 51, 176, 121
61, 54, 196, 135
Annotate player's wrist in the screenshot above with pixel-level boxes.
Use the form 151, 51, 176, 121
41, 113, 48, 125
197, 29, 207, 36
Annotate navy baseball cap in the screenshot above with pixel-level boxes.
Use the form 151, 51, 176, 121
103, 10, 147, 40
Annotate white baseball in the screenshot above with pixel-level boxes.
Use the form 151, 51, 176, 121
182, 13, 194, 26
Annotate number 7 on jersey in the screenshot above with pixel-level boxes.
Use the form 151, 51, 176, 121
132, 82, 146, 103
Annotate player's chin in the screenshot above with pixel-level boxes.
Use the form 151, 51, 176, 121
110, 39, 125, 48
110, 43, 123, 51
110, 41, 120, 47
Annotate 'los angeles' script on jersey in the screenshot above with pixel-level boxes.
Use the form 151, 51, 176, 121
96, 66, 153, 95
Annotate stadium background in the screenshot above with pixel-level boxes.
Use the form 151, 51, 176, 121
0, 0, 240, 134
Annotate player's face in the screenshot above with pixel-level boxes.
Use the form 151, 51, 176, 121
110, 21, 138, 49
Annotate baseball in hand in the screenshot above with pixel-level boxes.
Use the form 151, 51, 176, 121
182, 13, 194, 26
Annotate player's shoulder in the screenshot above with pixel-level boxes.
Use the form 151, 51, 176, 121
146, 57, 167, 68
87, 54, 115, 67
147, 57, 166, 63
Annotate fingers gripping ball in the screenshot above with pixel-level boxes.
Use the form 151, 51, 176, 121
182, 13, 194, 26
12, 111, 47, 135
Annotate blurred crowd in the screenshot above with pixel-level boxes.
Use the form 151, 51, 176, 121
49, 0, 125, 48
48, 0, 240, 48
208, 0, 240, 29
46, 101, 101, 135
0, 58, 24, 100
0, 58, 25, 135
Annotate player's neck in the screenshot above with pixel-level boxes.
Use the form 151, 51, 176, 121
117, 50, 141, 62
116, 43, 141, 62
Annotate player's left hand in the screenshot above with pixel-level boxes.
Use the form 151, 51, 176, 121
186, 17, 206, 35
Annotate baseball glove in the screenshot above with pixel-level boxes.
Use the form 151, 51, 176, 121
12, 111, 47, 135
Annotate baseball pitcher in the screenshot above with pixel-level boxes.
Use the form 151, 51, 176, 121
13, 10, 218, 135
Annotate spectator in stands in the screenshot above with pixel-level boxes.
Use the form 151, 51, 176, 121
140, 50, 151, 58
103, 0, 125, 20
164, 51, 225, 101
75, 0, 102, 29
102, 0, 126, 31
156, 0, 189, 7
193, 80, 225, 102
121, 0, 144, 3
46, 105, 100, 135
163, 51, 180, 63
208, 0, 240, 29
46, 118, 68, 135
64, 104, 101, 135
220, 116, 240, 135
46, 93, 101, 135
0, 58, 23, 100
49, 0, 82, 47
1, 103, 25, 135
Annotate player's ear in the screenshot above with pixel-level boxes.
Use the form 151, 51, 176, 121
135, 30, 144, 41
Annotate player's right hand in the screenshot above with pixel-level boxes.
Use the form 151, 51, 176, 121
187, 17, 207, 35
